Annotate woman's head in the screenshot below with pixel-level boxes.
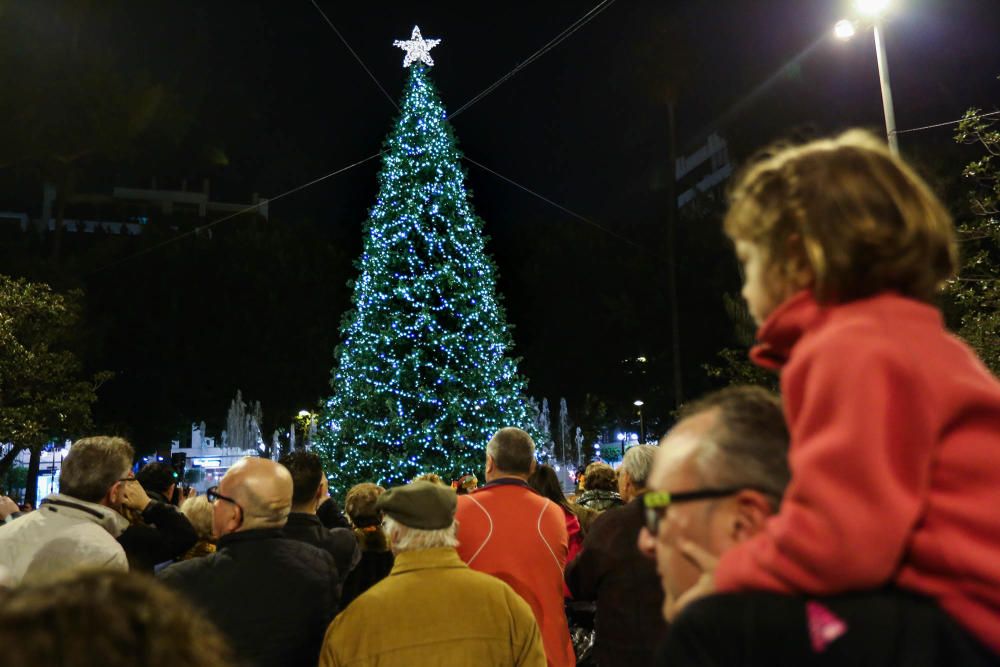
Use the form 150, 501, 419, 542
345, 482, 386, 528
725, 130, 957, 322
528, 465, 567, 507
181, 495, 215, 541
582, 462, 617, 492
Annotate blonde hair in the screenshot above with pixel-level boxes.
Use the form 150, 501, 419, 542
724, 129, 958, 303
411, 473, 445, 486
180, 495, 214, 541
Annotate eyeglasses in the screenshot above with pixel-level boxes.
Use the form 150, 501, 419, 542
643, 487, 762, 535
206, 486, 241, 509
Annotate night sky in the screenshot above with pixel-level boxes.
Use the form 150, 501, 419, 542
2, 1, 999, 450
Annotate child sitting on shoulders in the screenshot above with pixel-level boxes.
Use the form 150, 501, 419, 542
667, 130, 1000, 665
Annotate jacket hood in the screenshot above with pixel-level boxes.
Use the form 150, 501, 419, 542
750, 290, 824, 370
40, 494, 131, 537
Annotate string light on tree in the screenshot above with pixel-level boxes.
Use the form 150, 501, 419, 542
315, 29, 538, 495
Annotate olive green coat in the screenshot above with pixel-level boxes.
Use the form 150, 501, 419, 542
320, 547, 547, 667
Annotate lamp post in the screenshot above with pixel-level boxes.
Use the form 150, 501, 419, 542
633, 400, 645, 445
296, 410, 317, 449
835, 0, 899, 155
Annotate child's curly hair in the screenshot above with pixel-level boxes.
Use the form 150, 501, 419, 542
724, 129, 958, 304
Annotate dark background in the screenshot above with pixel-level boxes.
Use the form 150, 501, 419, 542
1, 0, 998, 453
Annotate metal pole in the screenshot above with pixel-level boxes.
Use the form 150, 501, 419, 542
872, 23, 899, 155
638, 407, 644, 444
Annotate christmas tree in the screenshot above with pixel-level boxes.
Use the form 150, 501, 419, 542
315, 27, 536, 495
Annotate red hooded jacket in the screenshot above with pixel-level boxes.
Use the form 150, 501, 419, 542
715, 290, 1000, 655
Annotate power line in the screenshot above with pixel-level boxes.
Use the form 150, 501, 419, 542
89, 151, 384, 275
302, 0, 635, 247
463, 155, 647, 252
448, 0, 617, 120
308, 0, 398, 111
94, 2, 626, 274
894, 110, 1000, 136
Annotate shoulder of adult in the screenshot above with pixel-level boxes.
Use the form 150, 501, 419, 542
284, 534, 338, 567
156, 549, 214, 581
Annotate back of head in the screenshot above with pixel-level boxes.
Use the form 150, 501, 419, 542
377, 481, 458, 553
724, 129, 957, 303
412, 472, 446, 485
278, 450, 323, 508
620, 444, 658, 489
582, 462, 616, 492
136, 462, 177, 497
345, 483, 386, 528
180, 495, 215, 541
486, 427, 536, 475
225, 457, 293, 529
677, 385, 791, 506
0, 570, 235, 667
59, 437, 135, 503
528, 464, 568, 508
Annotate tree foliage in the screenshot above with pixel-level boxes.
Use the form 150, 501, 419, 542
0, 275, 110, 500
947, 108, 1000, 375
703, 293, 778, 390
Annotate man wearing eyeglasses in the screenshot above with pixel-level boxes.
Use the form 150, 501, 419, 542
158, 456, 339, 667
636, 386, 790, 634
0, 436, 134, 585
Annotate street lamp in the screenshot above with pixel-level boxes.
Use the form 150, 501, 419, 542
633, 400, 645, 444
835, 0, 899, 155
296, 410, 317, 449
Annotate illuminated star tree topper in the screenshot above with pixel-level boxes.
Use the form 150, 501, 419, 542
393, 25, 441, 68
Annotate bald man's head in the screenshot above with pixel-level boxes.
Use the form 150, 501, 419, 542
218, 458, 293, 532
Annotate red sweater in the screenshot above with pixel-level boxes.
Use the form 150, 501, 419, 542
455, 480, 574, 667
715, 290, 1000, 654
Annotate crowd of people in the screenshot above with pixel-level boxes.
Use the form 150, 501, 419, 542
2, 129, 1000, 667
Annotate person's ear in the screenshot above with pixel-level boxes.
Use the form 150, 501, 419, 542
728, 490, 774, 543
102, 482, 122, 508
485, 455, 496, 475
528, 459, 537, 474
784, 233, 816, 290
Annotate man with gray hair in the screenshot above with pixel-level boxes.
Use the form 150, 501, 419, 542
565, 444, 667, 666
456, 427, 574, 667
320, 480, 546, 666
158, 457, 339, 667
635, 385, 791, 664
0, 436, 134, 584
637, 385, 790, 624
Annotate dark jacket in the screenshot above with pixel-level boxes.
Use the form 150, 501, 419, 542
340, 527, 394, 609
316, 498, 351, 530
283, 512, 360, 588
565, 496, 668, 667
118, 501, 197, 573
157, 528, 339, 667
